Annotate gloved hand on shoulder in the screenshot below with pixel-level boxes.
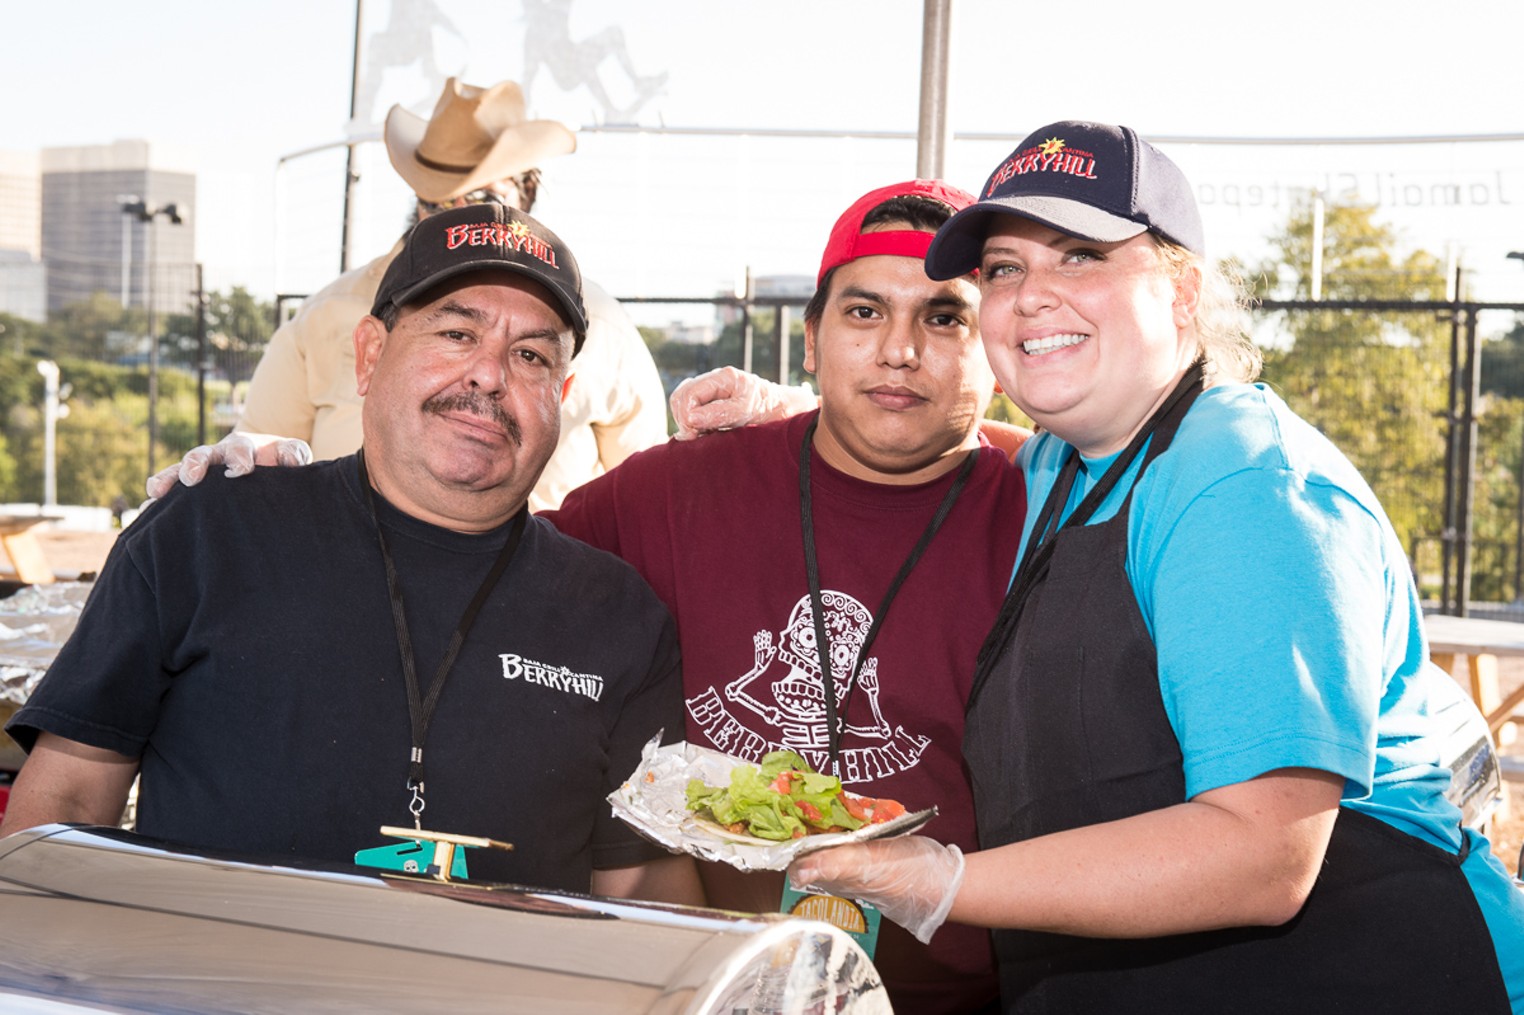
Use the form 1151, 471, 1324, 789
669, 366, 817, 440
145, 431, 313, 500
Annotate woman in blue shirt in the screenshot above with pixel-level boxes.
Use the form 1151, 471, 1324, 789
791, 120, 1524, 1013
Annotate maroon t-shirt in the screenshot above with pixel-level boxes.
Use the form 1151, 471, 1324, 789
546, 412, 1025, 1014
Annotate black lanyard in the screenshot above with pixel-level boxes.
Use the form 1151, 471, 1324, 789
799, 416, 979, 775
356, 449, 528, 828
966, 362, 1205, 712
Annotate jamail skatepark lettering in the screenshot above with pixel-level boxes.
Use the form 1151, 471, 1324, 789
1196, 170, 1515, 211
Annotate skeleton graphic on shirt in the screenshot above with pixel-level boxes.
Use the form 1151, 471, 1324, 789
684, 590, 929, 780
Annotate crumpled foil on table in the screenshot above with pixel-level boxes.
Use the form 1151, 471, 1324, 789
0, 581, 93, 708
608, 736, 937, 873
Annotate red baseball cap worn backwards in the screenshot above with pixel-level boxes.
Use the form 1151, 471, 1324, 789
816, 179, 977, 286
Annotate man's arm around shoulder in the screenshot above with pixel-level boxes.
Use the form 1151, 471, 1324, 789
0, 732, 138, 837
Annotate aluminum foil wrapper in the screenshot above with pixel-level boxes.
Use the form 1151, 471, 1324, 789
608, 736, 937, 873
0, 582, 93, 708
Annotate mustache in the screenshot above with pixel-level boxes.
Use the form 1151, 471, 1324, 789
424, 390, 523, 446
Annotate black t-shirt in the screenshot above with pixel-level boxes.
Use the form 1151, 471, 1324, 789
9, 456, 683, 890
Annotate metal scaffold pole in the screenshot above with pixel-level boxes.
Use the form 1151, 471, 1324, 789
339, 0, 364, 273
916, 0, 953, 180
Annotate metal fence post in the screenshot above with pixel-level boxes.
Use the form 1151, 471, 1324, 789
1456, 306, 1482, 616
1514, 418, 1524, 601
146, 221, 159, 477
776, 305, 790, 385
195, 263, 208, 446
1440, 278, 1463, 612
740, 269, 754, 375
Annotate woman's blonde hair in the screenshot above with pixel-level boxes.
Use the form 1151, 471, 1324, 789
1154, 240, 1262, 385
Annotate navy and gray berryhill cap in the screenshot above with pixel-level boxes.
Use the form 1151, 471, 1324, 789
925, 120, 1204, 280
371, 202, 588, 354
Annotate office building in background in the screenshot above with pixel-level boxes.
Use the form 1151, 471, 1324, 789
0, 150, 44, 322
41, 141, 195, 316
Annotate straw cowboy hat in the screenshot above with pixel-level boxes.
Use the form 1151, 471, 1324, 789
384, 78, 577, 203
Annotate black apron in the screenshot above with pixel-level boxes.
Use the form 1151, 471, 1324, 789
963, 370, 1509, 1013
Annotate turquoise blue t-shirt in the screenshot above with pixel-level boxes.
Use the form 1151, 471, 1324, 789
1017, 382, 1523, 1005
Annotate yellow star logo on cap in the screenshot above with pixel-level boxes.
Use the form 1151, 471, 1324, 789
1039, 137, 1066, 156
507, 220, 531, 239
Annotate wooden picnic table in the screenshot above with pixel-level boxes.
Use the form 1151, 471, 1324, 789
1425, 612, 1524, 746
0, 514, 59, 585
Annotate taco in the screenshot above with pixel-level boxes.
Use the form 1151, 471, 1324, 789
684, 749, 907, 842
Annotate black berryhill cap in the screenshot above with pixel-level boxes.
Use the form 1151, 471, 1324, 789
925, 120, 1204, 280
371, 203, 588, 354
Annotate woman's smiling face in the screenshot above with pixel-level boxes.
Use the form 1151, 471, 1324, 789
975, 217, 1199, 457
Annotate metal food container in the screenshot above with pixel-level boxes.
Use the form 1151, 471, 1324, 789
0, 581, 95, 773
1428, 662, 1505, 831
0, 824, 890, 1014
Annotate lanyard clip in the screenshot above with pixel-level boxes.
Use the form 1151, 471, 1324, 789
407, 779, 426, 831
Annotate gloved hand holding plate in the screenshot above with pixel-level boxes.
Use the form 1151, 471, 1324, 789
609, 737, 937, 872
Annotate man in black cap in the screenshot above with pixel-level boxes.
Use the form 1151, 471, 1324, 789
214, 77, 666, 513
1, 205, 701, 906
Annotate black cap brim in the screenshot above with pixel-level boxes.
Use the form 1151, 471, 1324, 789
382, 259, 588, 355
925, 198, 1151, 281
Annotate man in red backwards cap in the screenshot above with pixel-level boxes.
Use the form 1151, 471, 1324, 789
149, 181, 1027, 1010
546, 180, 1026, 1013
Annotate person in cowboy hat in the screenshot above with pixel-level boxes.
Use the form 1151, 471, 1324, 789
223, 77, 666, 512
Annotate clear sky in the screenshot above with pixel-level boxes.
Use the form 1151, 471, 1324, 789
7, 0, 1524, 313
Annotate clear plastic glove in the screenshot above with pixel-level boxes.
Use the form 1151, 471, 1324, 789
787, 835, 964, 945
669, 366, 817, 440
145, 431, 313, 500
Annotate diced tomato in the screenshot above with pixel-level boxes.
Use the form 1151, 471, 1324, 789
768, 771, 798, 795
797, 800, 823, 824
840, 792, 908, 825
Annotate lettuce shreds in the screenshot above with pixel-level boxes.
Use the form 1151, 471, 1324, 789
685, 749, 866, 841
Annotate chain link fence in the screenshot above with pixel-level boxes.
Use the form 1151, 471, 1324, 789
1253, 300, 1524, 610
15, 263, 1524, 612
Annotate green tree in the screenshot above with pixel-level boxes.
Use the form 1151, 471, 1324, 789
42, 293, 147, 362
640, 323, 704, 381
1482, 315, 1524, 401
1469, 395, 1524, 601
0, 313, 44, 359
1475, 315, 1524, 599
985, 391, 1032, 428
708, 309, 809, 385
11, 396, 152, 508
0, 354, 210, 508
162, 286, 276, 384
1250, 196, 1450, 583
